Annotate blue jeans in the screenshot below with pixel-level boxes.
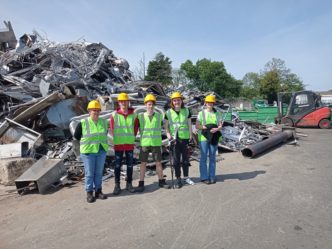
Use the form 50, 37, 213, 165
81, 147, 107, 192
114, 150, 133, 184
199, 141, 218, 181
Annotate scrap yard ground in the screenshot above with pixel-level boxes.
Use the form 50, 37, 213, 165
0, 128, 331, 249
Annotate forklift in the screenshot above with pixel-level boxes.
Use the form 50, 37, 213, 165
275, 90, 331, 129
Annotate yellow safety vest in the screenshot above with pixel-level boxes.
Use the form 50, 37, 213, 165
198, 110, 222, 142
80, 117, 109, 153
138, 112, 162, 147
112, 112, 136, 145
166, 108, 190, 139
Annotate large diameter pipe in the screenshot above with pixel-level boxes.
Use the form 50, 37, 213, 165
241, 130, 294, 158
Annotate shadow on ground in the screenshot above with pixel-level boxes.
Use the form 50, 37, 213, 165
217, 170, 266, 181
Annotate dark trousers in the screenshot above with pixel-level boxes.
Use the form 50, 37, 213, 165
114, 150, 133, 184
173, 139, 190, 178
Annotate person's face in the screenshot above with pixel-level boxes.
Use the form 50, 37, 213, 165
119, 100, 129, 110
205, 102, 214, 109
89, 108, 100, 120
145, 101, 154, 112
172, 98, 182, 108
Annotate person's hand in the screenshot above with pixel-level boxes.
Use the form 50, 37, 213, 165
210, 128, 219, 133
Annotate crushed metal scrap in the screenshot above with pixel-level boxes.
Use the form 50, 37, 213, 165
0, 23, 294, 194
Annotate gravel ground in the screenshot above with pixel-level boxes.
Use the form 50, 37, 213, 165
0, 128, 331, 249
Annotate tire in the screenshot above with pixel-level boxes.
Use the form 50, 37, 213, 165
281, 117, 294, 127
319, 118, 331, 129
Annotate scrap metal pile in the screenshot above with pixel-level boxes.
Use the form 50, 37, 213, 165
0, 25, 293, 193
220, 121, 276, 152
0, 29, 183, 192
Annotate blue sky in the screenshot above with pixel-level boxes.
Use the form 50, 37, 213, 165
1, 0, 332, 91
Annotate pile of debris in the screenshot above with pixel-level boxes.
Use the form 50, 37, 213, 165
0, 24, 182, 192
0, 22, 293, 194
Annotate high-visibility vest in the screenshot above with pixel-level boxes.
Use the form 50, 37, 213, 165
138, 112, 162, 147
112, 112, 136, 145
165, 108, 190, 139
198, 109, 222, 142
80, 117, 109, 153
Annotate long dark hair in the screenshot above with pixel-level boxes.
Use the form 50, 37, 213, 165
170, 98, 185, 109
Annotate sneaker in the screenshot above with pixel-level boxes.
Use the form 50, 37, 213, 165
184, 177, 195, 185
210, 179, 216, 184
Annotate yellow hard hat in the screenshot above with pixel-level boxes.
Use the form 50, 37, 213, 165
205, 95, 216, 103
87, 100, 101, 110
118, 92, 129, 101
171, 92, 183, 99
144, 94, 156, 104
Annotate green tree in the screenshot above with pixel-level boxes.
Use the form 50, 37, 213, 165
260, 58, 304, 103
180, 60, 200, 88
260, 70, 281, 104
180, 59, 242, 98
145, 52, 172, 85
241, 72, 261, 99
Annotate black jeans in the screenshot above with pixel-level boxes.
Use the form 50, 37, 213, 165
173, 139, 190, 178
114, 150, 133, 184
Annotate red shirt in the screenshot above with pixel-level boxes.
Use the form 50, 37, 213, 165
109, 108, 139, 151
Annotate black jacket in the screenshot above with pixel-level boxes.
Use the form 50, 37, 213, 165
201, 124, 222, 145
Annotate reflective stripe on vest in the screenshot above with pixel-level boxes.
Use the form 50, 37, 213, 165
80, 117, 109, 153
112, 112, 136, 145
198, 110, 221, 142
138, 112, 162, 147
166, 108, 190, 139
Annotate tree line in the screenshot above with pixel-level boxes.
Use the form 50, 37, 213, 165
135, 52, 305, 104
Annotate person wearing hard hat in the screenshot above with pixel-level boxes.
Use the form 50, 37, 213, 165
135, 94, 170, 192
74, 100, 109, 203
109, 92, 139, 195
164, 92, 194, 188
195, 95, 223, 184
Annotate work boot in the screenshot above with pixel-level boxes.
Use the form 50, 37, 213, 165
95, 189, 107, 200
159, 179, 170, 189
113, 183, 121, 195
126, 182, 135, 193
135, 181, 145, 193
86, 191, 95, 203
176, 178, 183, 189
